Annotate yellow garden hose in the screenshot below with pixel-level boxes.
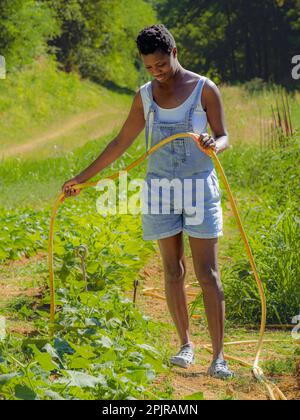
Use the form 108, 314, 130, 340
48, 132, 286, 400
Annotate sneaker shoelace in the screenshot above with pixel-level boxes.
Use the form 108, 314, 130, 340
212, 360, 234, 377
173, 345, 194, 363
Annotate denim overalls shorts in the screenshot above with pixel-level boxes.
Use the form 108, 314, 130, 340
141, 77, 223, 241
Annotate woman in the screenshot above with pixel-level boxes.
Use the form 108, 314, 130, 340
62, 24, 234, 379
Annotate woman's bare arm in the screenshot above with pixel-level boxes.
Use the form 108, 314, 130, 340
61, 90, 145, 198
75, 90, 145, 183
200, 80, 229, 154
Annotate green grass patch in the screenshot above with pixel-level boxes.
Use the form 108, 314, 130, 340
218, 135, 300, 324
0, 57, 131, 152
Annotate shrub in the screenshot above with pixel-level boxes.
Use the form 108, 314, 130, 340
223, 203, 300, 325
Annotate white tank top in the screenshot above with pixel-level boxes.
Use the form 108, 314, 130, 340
139, 77, 208, 134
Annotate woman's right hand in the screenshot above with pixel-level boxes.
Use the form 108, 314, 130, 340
61, 177, 82, 201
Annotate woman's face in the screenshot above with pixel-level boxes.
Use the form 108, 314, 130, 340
141, 48, 177, 83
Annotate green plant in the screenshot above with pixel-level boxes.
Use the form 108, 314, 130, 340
243, 78, 267, 94
223, 200, 300, 324
263, 358, 296, 376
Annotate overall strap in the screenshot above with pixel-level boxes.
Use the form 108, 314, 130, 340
188, 76, 207, 120
145, 81, 156, 153
147, 80, 154, 102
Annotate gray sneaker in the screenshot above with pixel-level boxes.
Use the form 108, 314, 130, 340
208, 359, 235, 379
170, 343, 195, 369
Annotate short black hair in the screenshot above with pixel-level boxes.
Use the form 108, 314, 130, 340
136, 24, 176, 55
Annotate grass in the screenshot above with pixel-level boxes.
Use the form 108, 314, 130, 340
0, 129, 148, 210
221, 84, 300, 146
0, 57, 131, 154
215, 134, 300, 324
0, 254, 47, 309
0, 62, 299, 398
148, 314, 298, 400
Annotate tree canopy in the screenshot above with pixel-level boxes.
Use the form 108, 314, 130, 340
0, 0, 298, 88
153, 0, 300, 85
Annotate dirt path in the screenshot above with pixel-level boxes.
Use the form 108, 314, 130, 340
1, 107, 125, 159
1, 242, 298, 399
0, 190, 298, 399
135, 249, 299, 401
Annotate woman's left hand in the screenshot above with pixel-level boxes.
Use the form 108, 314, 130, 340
193, 133, 217, 155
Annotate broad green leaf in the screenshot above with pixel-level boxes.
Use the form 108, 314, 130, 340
97, 335, 113, 349
65, 370, 107, 388
54, 338, 75, 356
35, 352, 58, 372
137, 343, 160, 358
44, 390, 65, 400
72, 345, 96, 359
69, 357, 91, 369
0, 373, 20, 384
15, 385, 36, 400
100, 348, 117, 362
182, 392, 204, 400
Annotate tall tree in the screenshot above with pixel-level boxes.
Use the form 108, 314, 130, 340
153, 0, 300, 85
46, 0, 156, 89
0, 0, 59, 70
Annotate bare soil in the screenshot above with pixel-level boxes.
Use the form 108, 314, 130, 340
2, 108, 125, 158
133, 250, 299, 401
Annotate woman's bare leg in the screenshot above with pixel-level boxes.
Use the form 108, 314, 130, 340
157, 232, 191, 347
188, 236, 224, 361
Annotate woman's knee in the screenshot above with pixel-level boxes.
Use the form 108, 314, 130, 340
164, 259, 186, 282
196, 266, 223, 291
